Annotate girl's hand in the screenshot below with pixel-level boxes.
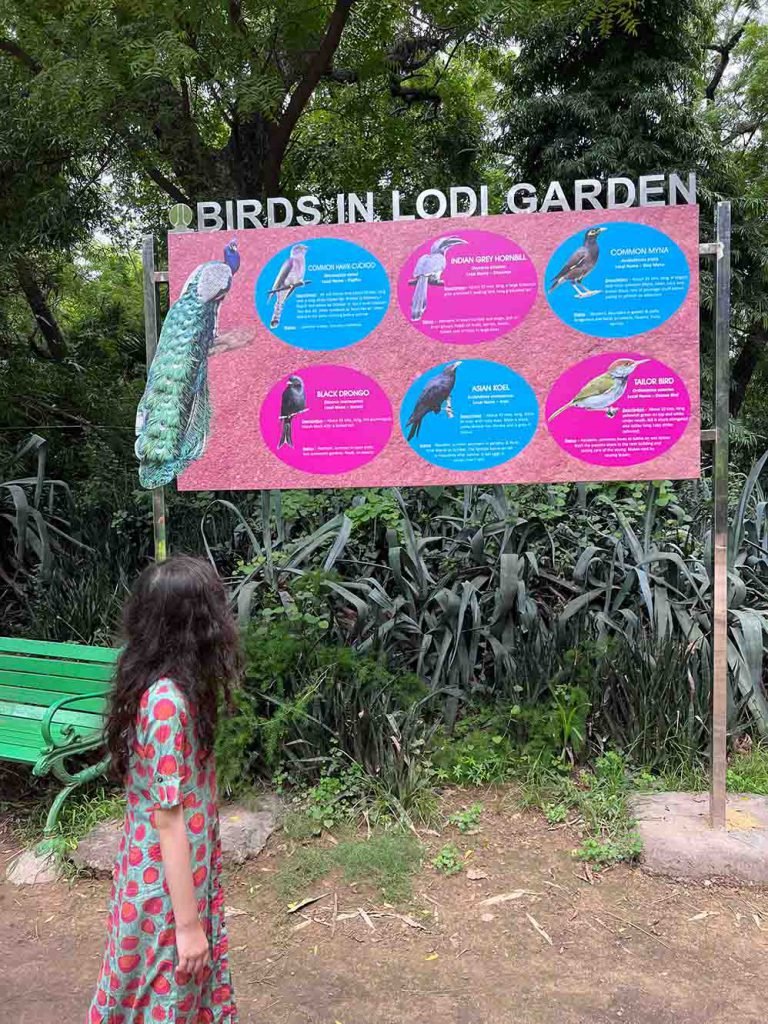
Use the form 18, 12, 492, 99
176, 919, 209, 983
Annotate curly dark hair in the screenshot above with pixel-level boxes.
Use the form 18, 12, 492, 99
106, 555, 242, 779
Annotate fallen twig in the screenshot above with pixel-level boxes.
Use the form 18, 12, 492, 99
287, 892, 331, 914
526, 913, 553, 946
601, 909, 674, 951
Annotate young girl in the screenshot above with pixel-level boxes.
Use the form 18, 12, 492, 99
88, 555, 242, 1024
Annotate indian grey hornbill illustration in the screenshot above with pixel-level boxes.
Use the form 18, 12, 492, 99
135, 239, 240, 488
548, 358, 648, 421
409, 237, 467, 321
406, 361, 462, 440
548, 226, 606, 298
269, 243, 309, 327
278, 375, 307, 449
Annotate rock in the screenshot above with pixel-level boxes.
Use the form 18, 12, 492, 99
219, 797, 281, 866
71, 818, 123, 877
7, 848, 60, 886
72, 795, 282, 875
631, 791, 768, 884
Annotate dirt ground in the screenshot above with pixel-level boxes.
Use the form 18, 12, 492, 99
2, 788, 768, 1024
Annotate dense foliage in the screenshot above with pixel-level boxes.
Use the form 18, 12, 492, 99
1, 1, 767, 800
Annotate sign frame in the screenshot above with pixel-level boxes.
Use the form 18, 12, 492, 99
140, 201, 732, 830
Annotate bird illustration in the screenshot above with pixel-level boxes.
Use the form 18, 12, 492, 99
135, 239, 240, 488
409, 237, 467, 321
548, 358, 648, 421
269, 243, 308, 327
406, 361, 462, 440
548, 226, 607, 298
278, 375, 307, 449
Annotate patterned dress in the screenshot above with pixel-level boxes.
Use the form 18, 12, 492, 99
88, 679, 237, 1023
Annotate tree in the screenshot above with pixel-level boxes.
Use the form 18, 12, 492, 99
0, 39, 106, 359
499, 0, 716, 189
704, 2, 768, 423
497, 0, 768, 425
0, 1, 641, 203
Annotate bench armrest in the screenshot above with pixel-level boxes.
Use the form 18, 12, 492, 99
41, 692, 106, 749
34, 694, 110, 785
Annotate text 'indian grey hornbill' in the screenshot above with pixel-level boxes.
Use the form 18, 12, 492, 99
406, 361, 462, 440
548, 358, 648, 421
278, 375, 307, 448
269, 244, 308, 327
548, 227, 606, 298
135, 240, 240, 488
409, 237, 467, 321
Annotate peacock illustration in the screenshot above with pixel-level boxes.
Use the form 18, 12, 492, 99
135, 239, 240, 488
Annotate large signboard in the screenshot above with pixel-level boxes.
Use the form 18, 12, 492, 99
158, 206, 699, 491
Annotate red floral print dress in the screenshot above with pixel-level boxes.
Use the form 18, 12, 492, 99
87, 679, 237, 1023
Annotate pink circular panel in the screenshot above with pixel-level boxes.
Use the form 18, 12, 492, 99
545, 354, 691, 467
397, 229, 538, 344
260, 365, 393, 474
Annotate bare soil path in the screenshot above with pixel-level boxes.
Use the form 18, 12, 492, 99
2, 789, 767, 1024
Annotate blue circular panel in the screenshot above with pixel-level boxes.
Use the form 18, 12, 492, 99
545, 222, 690, 339
255, 237, 389, 350
400, 359, 539, 471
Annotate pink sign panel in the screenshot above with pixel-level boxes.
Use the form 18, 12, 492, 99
155, 206, 700, 491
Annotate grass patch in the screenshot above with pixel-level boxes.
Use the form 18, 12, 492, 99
727, 745, 768, 794
4, 779, 124, 855
432, 843, 464, 876
47, 786, 125, 856
519, 752, 642, 867
276, 833, 423, 904
446, 802, 484, 833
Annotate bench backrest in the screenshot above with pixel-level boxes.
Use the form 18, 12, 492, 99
0, 637, 118, 758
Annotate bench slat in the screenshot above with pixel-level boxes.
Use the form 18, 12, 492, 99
0, 715, 102, 754
0, 668, 111, 702
0, 699, 105, 729
0, 684, 106, 715
0, 637, 119, 663
0, 654, 114, 682
0, 740, 41, 763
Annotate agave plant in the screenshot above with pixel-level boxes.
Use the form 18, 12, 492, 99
0, 434, 92, 582
200, 451, 768, 754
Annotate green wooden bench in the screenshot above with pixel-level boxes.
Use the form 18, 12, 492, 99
0, 636, 117, 848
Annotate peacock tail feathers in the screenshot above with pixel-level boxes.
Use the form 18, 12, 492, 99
136, 260, 230, 488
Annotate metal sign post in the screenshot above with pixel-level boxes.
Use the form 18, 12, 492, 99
141, 199, 733, 821
141, 235, 168, 563
709, 201, 731, 829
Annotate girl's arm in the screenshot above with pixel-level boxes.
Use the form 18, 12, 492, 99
155, 805, 209, 981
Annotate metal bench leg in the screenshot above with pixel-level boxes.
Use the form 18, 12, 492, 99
36, 782, 81, 855
34, 754, 111, 856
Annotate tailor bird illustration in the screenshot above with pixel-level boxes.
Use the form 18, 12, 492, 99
410, 237, 467, 321
135, 239, 240, 488
269, 243, 308, 327
278, 375, 307, 449
548, 358, 648, 421
548, 227, 606, 298
406, 361, 462, 440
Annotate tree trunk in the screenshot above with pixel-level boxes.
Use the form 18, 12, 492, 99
731, 322, 767, 417
15, 258, 67, 361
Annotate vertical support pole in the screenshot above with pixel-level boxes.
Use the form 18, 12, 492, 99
710, 201, 731, 829
141, 235, 168, 563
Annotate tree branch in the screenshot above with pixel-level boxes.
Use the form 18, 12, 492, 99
15, 258, 67, 361
141, 163, 193, 206
0, 37, 41, 73
266, 0, 356, 190
706, 25, 746, 101
228, 1, 247, 35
